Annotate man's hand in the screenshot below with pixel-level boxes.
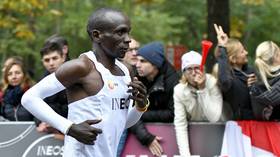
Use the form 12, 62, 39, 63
148, 136, 163, 157
127, 77, 147, 108
67, 119, 102, 145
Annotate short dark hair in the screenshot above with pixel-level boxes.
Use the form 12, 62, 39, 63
40, 42, 63, 57
86, 8, 123, 41
45, 35, 68, 47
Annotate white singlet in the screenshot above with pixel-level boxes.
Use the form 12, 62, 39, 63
63, 51, 133, 157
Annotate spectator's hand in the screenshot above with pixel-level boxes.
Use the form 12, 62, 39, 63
247, 73, 257, 87
214, 24, 228, 47
194, 70, 206, 90
263, 105, 273, 120
67, 119, 102, 145
54, 133, 65, 141
36, 122, 49, 133
127, 77, 148, 108
148, 136, 163, 157
36, 122, 60, 134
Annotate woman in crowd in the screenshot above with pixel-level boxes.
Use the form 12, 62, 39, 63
174, 51, 223, 156
250, 41, 280, 120
214, 24, 257, 120
0, 59, 35, 121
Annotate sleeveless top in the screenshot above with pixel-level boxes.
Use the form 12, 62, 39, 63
63, 51, 132, 157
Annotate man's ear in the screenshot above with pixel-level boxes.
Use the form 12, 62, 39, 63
92, 29, 101, 42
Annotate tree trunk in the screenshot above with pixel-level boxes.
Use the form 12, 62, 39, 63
206, 0, 230, 72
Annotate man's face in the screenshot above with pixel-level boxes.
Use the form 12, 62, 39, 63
98, 12, 131, 59
42, 51, 64, 73
136, 56, 157, 78
123, 39, 139, 65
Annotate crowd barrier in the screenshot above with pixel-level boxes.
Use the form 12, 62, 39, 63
0, 122, 225, 157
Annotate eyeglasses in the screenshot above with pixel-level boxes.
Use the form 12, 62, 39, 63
127, 48, 139, 52
183, 66, 200, 74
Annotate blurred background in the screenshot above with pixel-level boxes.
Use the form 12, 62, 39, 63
0, 0, 278, 79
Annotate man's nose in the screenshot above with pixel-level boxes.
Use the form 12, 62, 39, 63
49, 59, 55, 65
136, 61, 141, 68
132, 49, 138, 55
124, 33, 131, 43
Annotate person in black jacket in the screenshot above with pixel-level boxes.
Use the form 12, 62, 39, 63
130, 42, 179, 157
35, 39, 68, 135
214, 24, 257, 120
250, 41, 280, 121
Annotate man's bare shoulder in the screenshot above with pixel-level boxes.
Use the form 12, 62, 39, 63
56, 55, 94, 87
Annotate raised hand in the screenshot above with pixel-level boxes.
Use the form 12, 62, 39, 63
127, 77, 148, 108
214, 24, 228, 46
67, 119, 102, 145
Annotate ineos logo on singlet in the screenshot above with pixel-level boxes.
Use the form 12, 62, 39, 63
107, 80, 118, 90
111, 98, 129, 110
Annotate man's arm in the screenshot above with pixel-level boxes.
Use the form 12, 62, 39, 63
22, 57, 102, 144
21, 73, 72, 134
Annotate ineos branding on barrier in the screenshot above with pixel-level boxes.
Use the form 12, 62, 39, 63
0, 122, 224, 157
0, 122, 64, 157
37, 145, 63, 156
23, 134, 63, 157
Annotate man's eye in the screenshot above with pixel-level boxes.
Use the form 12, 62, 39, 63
117, 31, 124, 36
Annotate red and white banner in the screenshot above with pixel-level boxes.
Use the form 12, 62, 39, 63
221, 121, 280, 157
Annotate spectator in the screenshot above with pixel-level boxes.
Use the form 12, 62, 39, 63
1, 56, 23, 74
174, 51, 223, 156
0, 59, 35, 121
117, 38, 140, 157
0, 56, 23, 121
123, 38, 140, 66
44, 35, 70, 61
130, 41, 179, 157
214, 24, 256, 120
35, 40, 68, 135
250, 41, 280, 120
1, 56, 24, 102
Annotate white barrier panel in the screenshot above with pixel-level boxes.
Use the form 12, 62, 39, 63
0, 122, 63, 157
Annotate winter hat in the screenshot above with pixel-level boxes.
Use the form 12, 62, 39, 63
181, 50, 202, 71
138, 42, 165, 68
